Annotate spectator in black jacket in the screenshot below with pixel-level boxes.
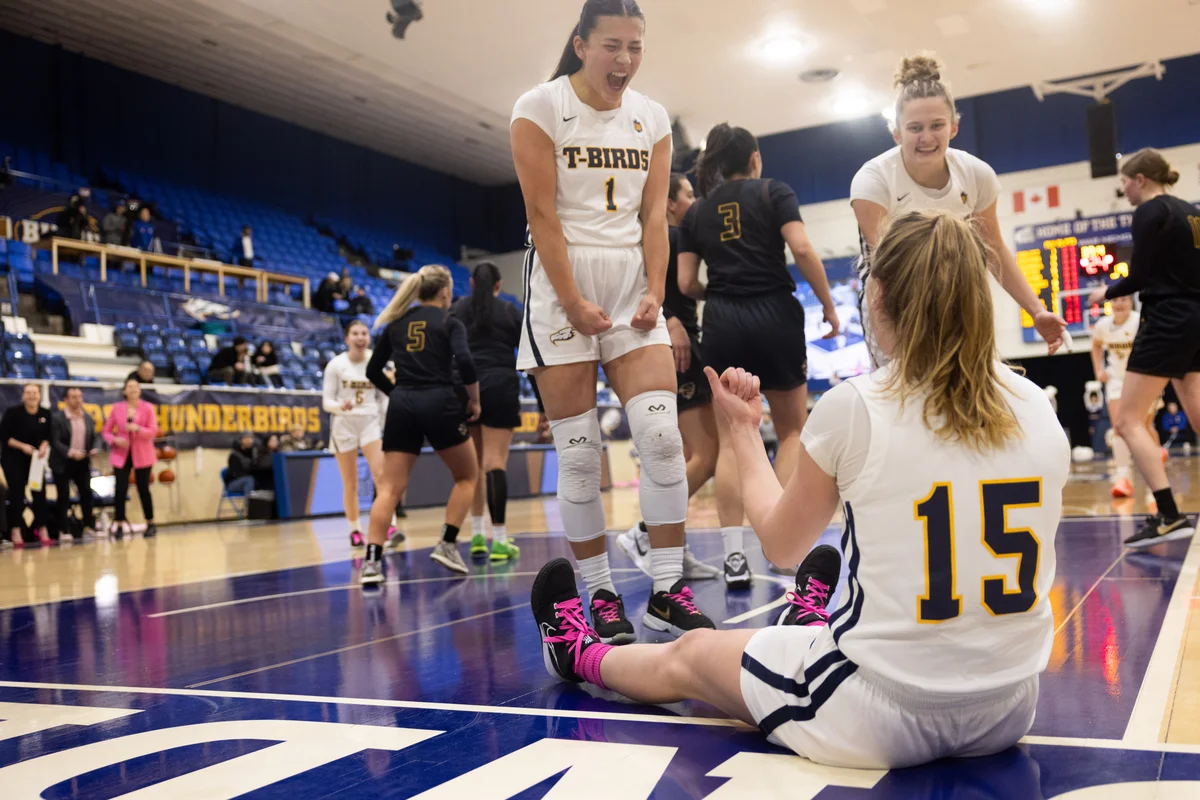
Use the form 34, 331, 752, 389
232, 225, 255, 267
50, 386, 97, 539
207, 337, 248, 384
313, 273, 343, 313
55, 198, 89, 240
127, 360, 155, 384
226, 433, 257, 496
348, 287, 374, 316
0, 384, 51, 546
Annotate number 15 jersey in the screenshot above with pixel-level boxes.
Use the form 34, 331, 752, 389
512, 75, 671, 248
804, 363, 1070, 694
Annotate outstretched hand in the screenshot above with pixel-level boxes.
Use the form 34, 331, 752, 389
704, 366, 762, 429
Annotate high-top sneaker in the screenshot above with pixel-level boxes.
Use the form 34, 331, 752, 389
777, 545, 841, 626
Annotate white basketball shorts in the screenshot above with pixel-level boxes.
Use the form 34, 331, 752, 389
329, 415, 382, 454
739, 625, 1040, 770
517, 245, 670, 370
1107, 376, 1124, 402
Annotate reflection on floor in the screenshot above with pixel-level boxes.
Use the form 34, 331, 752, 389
1, 456, 1199, 797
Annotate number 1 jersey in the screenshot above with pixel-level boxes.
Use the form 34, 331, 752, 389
511, 75, 671, 248
818, 363, 1069, 694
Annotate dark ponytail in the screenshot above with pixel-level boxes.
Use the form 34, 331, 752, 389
467, 261, 502, 335
550, 0, 645, 81
695, 123, 759, 197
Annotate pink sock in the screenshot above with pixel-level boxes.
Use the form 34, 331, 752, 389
577, 643, 613, 689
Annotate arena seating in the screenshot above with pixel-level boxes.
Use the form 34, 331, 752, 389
1, 144, 528, 388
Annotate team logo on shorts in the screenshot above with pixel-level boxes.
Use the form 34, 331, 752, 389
633, 118, 643, 133
679, 382, 696, 400
549, 327, 576, 345
458, 423, 468, 437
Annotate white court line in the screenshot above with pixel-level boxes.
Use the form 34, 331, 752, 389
0, 681, 749, 729
146, 568, 649, 619
721, 575, 794, 625
1054, 553, 1126, 637
1123, 535, 1200, 744
2, 680, 1200, 750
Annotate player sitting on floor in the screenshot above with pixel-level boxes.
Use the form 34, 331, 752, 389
529, 210, 1070, 769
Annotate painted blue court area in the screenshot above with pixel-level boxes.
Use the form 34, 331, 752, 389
1, 515, 1198, 798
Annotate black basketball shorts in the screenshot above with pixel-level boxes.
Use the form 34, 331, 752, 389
701, 292, 808, 392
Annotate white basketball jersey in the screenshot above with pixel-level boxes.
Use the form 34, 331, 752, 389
322, 352, 384, 418
512, 76, 671, 248
1093, 311, 1139, 382
831, 364, 1069, 694
851, 147, 1001, 273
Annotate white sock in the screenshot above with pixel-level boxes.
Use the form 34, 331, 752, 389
347, 517, 360, 534
471, 515, 486, 537
651, 546, 683, 593
721, 526, 744, 557
493, 524, 507, 545
578, 553, 616, 597
1114, 436, 1132, 478
390, 514, 399, 528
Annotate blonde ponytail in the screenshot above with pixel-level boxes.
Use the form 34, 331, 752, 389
373, 264, 453, 330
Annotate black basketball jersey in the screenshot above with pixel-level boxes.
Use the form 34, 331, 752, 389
663, 226, 699, 338
449, 296, 522, 372
677, 178, 803, 298
1107, 195, 1200, 302
367, 304, 477, 391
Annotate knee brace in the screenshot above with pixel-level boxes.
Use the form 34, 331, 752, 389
550, 408, 607, 542
626, 390, 688, 525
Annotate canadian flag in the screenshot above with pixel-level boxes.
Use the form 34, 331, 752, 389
1012, 186, 1060, 214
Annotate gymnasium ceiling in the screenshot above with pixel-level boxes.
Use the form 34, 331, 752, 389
3, 0, 1200, 185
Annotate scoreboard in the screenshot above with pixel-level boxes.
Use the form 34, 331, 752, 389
1013, 211, 1134, 343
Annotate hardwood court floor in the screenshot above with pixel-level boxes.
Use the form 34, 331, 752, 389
1, 455, 1199, 797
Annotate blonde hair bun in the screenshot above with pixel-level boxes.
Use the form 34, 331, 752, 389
895, 55, 942, 89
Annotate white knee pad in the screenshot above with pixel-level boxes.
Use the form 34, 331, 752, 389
626, 390, 688, 525
550, 408, 607, 542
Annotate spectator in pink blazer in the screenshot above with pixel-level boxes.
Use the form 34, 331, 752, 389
103, 377, 158, 538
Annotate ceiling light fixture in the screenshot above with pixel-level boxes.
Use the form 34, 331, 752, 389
800, 67, 840, 83
751, 32, 811, 66
832, 90, 870, 118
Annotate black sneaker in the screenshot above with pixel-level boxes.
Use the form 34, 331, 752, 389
724, 551, 752, 589
643, 580, 716, 638
531, 558, 607, 682
1124, 514, 1195, 549
777, 545, 841, 626
589, 589, 637, 645
143, 524, 157, 539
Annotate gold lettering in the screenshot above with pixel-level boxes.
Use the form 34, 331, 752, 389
253, 406, 270, 433
236, 406, 252, 431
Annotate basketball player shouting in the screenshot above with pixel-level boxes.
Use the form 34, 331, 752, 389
512, 0, 714, 641
531, 211, 1069, 770
852, 54, 1068, 365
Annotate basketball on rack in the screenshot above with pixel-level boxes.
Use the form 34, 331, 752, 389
158, 446, 177, 461
159, 469, 176, 484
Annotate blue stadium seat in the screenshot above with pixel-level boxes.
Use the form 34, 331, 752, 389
194, 354, 212, 375
279, 375, 297, 391
174, 359, 201, 385
8, 363, 37, 380
146, 349, 171, 374
295, 375, 316, 391
164, 335, 188, 356
38, 355, 69, 380
5, 333, 36, 361
114, 329, 142, 355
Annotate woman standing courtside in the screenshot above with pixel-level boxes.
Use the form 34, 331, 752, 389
1088, 149, 1199, 547
677, 123, 839, 588
360, 265, 481, 583
450, 261, 523, 563
103, 377, 158, 538
0, 384, 51, 547
513, 0, 715, 641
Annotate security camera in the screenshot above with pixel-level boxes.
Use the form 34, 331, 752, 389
386, 0, 423, 39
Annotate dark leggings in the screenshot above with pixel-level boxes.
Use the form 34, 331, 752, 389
2, 456, 46, 532
114, 463, 153, 522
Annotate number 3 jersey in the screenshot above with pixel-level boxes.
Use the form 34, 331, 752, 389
511, 75, 671, 248
803, 363, 1070, 694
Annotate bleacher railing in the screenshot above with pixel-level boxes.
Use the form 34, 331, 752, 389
36, 237, 310, 308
